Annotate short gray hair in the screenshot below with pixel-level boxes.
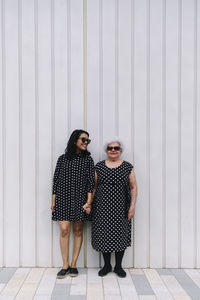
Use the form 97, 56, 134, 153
104, 136, 124, 152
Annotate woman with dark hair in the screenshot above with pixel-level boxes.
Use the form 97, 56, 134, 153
51, 129, 95, 278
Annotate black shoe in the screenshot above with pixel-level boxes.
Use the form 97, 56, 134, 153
57, 267, 70, 279
114, 266, 126, 278
98, 265, 112, 277
69, 267, 79, 277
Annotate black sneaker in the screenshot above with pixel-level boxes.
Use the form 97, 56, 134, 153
114, 266, 126, 278
57, 266, 70, 279
98, 265, 112, 277
69, 267, 79, 277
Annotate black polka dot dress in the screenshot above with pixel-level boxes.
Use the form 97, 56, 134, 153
52, 153, 95, 222
91, 160, 134, 252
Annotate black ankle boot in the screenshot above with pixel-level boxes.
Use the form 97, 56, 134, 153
98, 264, 112, 277
114, 266, 126, 278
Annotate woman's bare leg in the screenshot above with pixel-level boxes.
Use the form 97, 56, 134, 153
58, 221, 71, 269
71, 221, 84, 268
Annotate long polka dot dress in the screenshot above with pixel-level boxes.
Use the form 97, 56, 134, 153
91, 160, 134, 252
52, 153, 95, 222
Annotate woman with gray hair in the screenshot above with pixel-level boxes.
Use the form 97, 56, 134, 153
88, 137, 137, 278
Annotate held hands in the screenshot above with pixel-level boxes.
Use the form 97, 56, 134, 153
128, 206, 135, 221
83, 202, 91, 214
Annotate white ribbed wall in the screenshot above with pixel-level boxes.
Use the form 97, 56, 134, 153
0, 0, 199, 268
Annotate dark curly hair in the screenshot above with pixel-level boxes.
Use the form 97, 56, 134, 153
65, 129, 91, 159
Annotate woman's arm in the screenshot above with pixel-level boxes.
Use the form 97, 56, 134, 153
52, 155, 63, 195
128, 169, 138, 220
51, 194, 56, 212
83, 171, 98, 214
51, 155, 63, 211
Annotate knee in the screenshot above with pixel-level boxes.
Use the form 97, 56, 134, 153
73, 228, 83, 238
60, 228, 70, 238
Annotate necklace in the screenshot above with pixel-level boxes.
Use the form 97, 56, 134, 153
107, 158, 120, 162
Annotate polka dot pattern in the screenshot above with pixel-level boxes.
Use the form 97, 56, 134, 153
52, 153, 95, 222
91, 160, 134, 252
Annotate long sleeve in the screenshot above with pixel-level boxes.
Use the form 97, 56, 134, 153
86, 156, 95, 193
52, 155, 63, 195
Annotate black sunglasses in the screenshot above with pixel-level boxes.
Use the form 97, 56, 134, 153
107, 146, 121, 151
79, 137, 91, 144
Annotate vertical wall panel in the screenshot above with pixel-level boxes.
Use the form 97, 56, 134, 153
0, 0, 4, 267
69, 0, 85, 267
134, 0, 149, 267
102, 0, 116, 267
165, 0, 179, 267
118, 0, 132, 160
118, 0, 133, 267
37, 0, 52, 266
4, 0, 20, 266
181, 0, 195, 267
70, 0, 84, 131
102, 0, 116, 140
52, 0, 69, 268
21, 0, 36, 267
197, 0, 200, 268
149, 0, 164, 267
86, 0, 100, 267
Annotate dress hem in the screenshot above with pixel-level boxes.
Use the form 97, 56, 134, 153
91, 244, 131, 253
52, 218, 88, 222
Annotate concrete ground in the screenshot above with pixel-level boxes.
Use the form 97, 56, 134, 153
0, 267, 200, 299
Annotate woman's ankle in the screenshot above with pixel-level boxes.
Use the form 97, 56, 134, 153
70, 263, 77, 268
103, 263, 112, 269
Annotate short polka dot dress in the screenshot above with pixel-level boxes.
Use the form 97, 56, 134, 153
52, 153, 95, 222
91, 160, 134, 252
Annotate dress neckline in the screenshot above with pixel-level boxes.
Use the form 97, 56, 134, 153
104, 160, 124, 169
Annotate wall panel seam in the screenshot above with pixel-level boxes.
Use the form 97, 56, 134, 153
162, 0, 166, 269
131, 0, 135, 268
1, 0, 6, 267
99, 0, 103, 163
178, 0, 182, 268
197, 0, 200, 269
83, 0, 87, 131
83, 0, 87, 267
99, 0, 103, 267
194, 0, 197, 268
18, 0, 23, 267
115, 0, 119, 136
67, 0, 71, 134
51, 0, 55, 268
147, 0, 150, 268
34, 0, 39, 267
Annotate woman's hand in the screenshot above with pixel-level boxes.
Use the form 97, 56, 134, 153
83, 203, 91, 214
51, 194, 56, 212
51, 203, 55, 212
128, 206, 135, 221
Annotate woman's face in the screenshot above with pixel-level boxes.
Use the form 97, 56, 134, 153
106, 142, 122, 160
76, 133, 90, 152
